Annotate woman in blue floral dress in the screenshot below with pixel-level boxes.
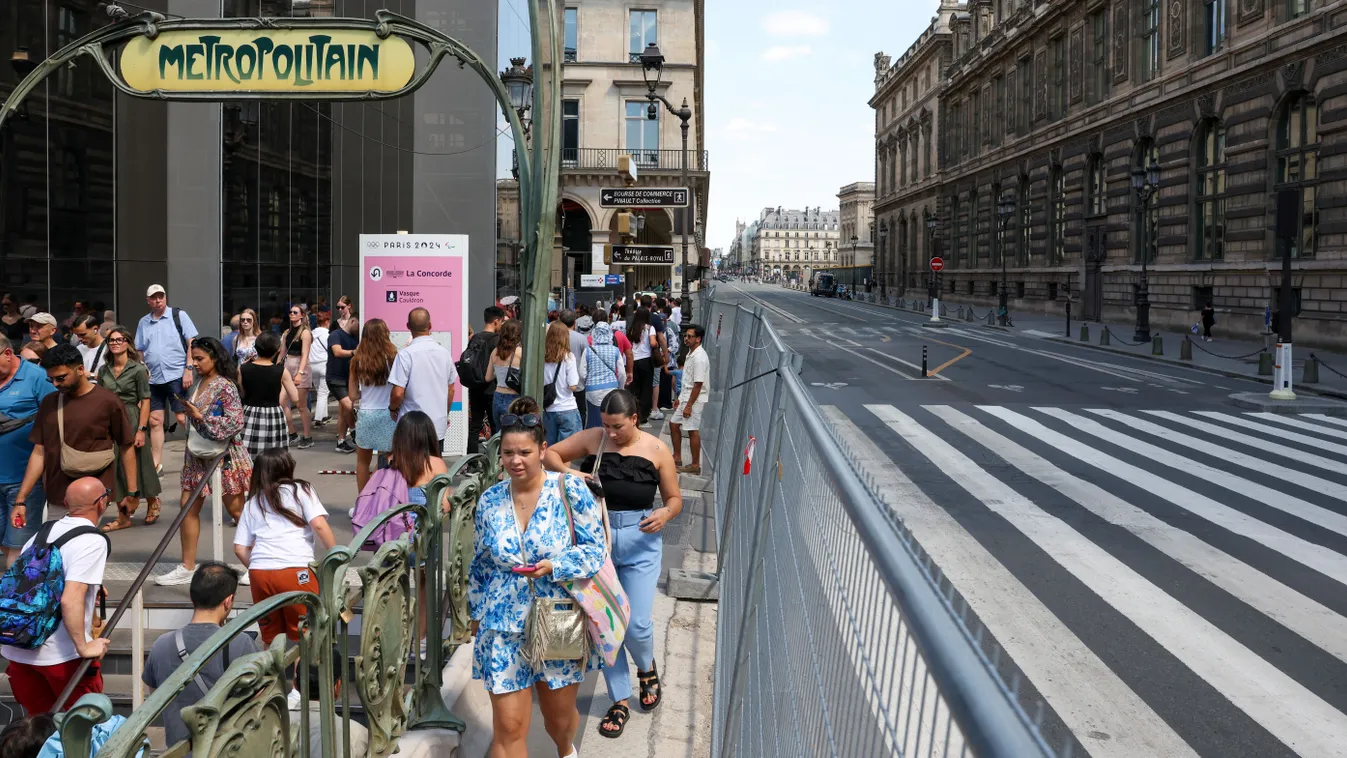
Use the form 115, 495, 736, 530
469, 395, 606, 758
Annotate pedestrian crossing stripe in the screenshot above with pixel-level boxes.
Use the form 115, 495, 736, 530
823, 404, 1347, 757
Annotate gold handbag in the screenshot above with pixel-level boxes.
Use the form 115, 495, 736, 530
57, 395, 116, 476
520, 477, 591, 665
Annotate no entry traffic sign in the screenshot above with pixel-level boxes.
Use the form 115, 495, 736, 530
930, 257, 945, 272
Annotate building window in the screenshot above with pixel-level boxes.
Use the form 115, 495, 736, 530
1089, 10, 1109, 104
993, 76, 1005, 146
564, 7, 578, 62
1274, 93, 1319, 258
900, 140, 909, 187
971, 191, 982, 261
1018, 57, 1032, 135
1205, 0, 1227, 55
1133, 139, 1160, 263
923, 126, 933, 178
562, 99, 580, 164
1195, 120, 1226, 260
1088, 153, 1107, 216
971, 90, 981, 156
950, 195, 961, 266
1018, 177, 1031, 264
1139, 0, 1160, 82
57, 7, 83, 97
625, 101, 659, 164
629, 10, 658, 63
1049, 167, 1066, 264
1051, 36, 1066, 120
1287, 0, 1308, 19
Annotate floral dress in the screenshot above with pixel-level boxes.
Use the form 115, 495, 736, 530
469, 472, 606, 694
181, 375, 252, 496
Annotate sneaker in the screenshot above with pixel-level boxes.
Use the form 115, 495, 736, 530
154, 564, 194, 586
297, 436, 314, 449
349, 507, 357, 520
640, 421, 652, 429
288, 432, 299, 443
236, 568, 250, 585
650, 410, 666, 420
336, 439, 356, 454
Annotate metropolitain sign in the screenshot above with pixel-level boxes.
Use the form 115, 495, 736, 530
119, 29, 416, 95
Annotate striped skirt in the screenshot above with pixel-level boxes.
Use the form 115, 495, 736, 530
242, 405, 290, 456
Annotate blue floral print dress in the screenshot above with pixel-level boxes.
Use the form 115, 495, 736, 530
469, 471, 607, 694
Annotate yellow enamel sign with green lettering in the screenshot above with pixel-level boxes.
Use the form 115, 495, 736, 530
119, 29, 416, 94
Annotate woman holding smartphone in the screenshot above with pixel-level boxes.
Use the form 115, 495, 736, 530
469, 396, 606, 758
280, 305, 314, 449
542, 388, 681, 738
95, 325, 164, 532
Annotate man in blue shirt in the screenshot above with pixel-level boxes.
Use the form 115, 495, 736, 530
134, 284, 198, 473
0, 333, 56, 565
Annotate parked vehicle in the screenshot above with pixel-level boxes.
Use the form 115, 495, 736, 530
812, 274, 838, 297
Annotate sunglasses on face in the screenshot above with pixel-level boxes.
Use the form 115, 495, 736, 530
106, 337, 127, 344
500, 413, 541, 429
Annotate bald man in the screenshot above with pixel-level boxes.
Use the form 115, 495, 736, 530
2, 476, 111, 715
389, 307, 457, 451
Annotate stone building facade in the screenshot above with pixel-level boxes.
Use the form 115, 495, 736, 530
877, 0, 1347, 348
838, 181, 878, 274
747, 206, 840, 283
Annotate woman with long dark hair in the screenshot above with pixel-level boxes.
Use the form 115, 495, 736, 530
96, 325, 164, 532
239, 332, 300, 456
280, 306, 314, 448
350, 318, 400, 493
485, 319, 523, 433
625, 308, 658, 426
234, 448, 337, 645
0, 293, 26, 343
156, 337, 253, 586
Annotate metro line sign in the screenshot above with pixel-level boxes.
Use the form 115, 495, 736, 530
599, 187, 690, 208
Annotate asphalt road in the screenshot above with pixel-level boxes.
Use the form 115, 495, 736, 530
716, 281, 1347, 758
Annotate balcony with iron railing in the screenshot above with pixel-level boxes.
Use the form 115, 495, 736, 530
561, 147, 710, 173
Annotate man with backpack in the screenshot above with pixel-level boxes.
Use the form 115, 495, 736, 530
0, 476, 112, 715
134, 284, 199, 473
457, 306, 503, 454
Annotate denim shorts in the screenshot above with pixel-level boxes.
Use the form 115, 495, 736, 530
149, 378, 186, 413
0, 481, 44, 549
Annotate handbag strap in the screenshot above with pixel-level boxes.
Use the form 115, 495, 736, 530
57, 394, 67, 448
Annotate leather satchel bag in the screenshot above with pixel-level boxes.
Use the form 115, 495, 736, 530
56, 395, 116, 476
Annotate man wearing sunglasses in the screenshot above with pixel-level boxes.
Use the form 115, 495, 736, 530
0, 334, 56, 565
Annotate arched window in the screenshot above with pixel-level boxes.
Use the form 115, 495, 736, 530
968, 191, 980, 264
1050, 166, 1066, 264
1133, 139, 1160, 263
1195, 119, 1226, 260
1274, 93, 1319, 258
950, 194, 961, 267
1087, 153, 1107, 216
1017, 176, 1031, 264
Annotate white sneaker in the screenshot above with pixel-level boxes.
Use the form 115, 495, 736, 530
650, 410, 665, 420
235, 567, 250, 585
154, 564, 194, 586
287, 688, 303, 710
348, 507, 356, 520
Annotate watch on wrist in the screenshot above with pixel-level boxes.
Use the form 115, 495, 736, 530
139, 425, 150, 432
12, 501, 24, 508
128, 491, 140, 498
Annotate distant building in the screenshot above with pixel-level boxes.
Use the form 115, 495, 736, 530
838, 181, 877, 282
748, 206, 840, 283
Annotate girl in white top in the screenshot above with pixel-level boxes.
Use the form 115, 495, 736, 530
234, 448, 337, 647
348, 318, 400, 494
542, 321, 582, 445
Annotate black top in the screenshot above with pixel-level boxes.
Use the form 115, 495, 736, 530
578, 452, 659, 512
2, 318, 26, 343
239, 362, 285, 408
327, 328, 359, 382
284, 330, 305, 357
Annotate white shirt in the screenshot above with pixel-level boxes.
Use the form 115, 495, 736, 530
309, 327, 329, 365
78, 342, 109, 375
389, 335, 459, 440
358, 382, 393, 411
234, 484, 329, 571
670, 307, 682, 327
630, 326, 656, 360
543, 354, 580, 412
679, 345, 710, 406
2, 516, 108, 666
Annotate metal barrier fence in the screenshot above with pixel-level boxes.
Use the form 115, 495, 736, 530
696, 285, 1061, 758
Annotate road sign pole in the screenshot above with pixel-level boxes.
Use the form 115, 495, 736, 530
927, 257, 945, 325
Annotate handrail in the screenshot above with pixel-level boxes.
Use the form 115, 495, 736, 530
52, 449, 230, 713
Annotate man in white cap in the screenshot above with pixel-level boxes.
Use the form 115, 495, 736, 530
26, 313, 59, 351
135, 284, 198, 473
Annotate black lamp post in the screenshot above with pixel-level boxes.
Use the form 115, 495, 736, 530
501, 57, 533, 180
996, 194, 1014, 325
639, 43, 694, 320
878, 224, 888, 301
925, 210, 939, 302
1131, 163, 1160, 343
849, 235, 859, 295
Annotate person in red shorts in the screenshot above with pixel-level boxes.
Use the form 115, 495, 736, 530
1, 476, 112, 714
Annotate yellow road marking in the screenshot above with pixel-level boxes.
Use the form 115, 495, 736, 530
922, 335, 973, 376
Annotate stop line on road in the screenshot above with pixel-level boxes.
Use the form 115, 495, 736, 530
824, 403, 1347, 758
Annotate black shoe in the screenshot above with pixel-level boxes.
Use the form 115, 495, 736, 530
297, 436, 314, 450
288, 432, 299, 443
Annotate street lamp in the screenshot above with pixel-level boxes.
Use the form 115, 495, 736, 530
925, 210, 938, 303
878, 224, 889, 302
500, 57, 533, 179
639, 42, 695, 320
850, 235, 859, 296
1131, 163, 1160, 343
996, 194, 1015, 326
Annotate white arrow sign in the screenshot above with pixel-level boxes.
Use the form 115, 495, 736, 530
988, 384, 1024, 392
1101, 386, 1139, 394
810, 382, 849, 390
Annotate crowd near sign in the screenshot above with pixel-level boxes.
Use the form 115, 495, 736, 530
612, 245, 676, 265
119, 29, 417, 94
360, 233, 470, 455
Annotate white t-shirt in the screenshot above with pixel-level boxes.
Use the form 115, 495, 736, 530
670, 307, 682, 327
359, 382, 393, 411
679, 345, 710, 406
2, 516, 109, 666
309, 327, 329, 365
234, 484, 329, 571
389, 336, 458, 440
78, 342, 109, 376
543, 354, 580, 412
630, 326, 656, 360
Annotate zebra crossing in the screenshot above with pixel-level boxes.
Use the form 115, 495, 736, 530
823, 403, 1347, 758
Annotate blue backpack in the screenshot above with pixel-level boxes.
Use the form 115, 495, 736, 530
0, 521, 109, 649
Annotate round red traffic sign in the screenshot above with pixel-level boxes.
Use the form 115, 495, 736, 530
929, 257, 945, 272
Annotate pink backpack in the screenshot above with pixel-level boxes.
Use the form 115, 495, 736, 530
351, 469, 414, 551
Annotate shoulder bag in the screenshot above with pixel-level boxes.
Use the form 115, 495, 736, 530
504, 352, 522, 394
56, 394, 117, 476
185, 381, 230, 459
522, 474, 591, 666
542, 362, 563, 409
558, 459, 631, 669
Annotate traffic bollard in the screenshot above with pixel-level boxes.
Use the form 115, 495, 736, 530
1152, 335, 1164, 356
1079, 324, 1089, 342
922, 345, 928, 378
1304, 355, 1320, 384
1100, 328, 1111, 346
1180, 337, 1193, 361
1258, 351, 1274, 376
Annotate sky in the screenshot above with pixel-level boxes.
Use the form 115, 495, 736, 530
495, 1, 937, 252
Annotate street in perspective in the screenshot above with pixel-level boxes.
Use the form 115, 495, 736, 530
0, 0, 1345, 757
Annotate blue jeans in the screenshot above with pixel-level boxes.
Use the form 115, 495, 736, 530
491, 392, 517, 433
602, 509, 661, 704
0, 481, 44, 550
544, 409, 583, 445
586, 402, 604, 430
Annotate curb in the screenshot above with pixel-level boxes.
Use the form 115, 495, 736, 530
1044, 336, 1347, 401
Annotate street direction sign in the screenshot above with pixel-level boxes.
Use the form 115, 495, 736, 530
600, 187, 690, 208
930, 256, 945, 272
604, 274, 625, 286
611, 245, 676, 265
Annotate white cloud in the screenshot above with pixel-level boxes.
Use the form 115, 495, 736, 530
763, 10, 830, 37
762, 45, 813, 62
724, 117, 779, 134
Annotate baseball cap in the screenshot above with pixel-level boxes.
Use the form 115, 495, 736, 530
146, 284, 166, 297
26, 312, 57, 327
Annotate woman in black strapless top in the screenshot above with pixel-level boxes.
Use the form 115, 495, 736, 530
543, 389, 682, 740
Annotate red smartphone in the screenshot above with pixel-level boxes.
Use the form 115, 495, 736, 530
512, 565, 537, 574
11, 513, 24, 530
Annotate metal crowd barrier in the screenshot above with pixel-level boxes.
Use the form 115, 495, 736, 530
697, 285, 1061, 758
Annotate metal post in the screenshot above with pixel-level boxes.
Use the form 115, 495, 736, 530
681, 116, 691, 321
211, 468, 223, 562
131, 589, 145, 709
998, 217, 1009, 326
922, 345, 928, 378
1271, 190, 1297, 400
